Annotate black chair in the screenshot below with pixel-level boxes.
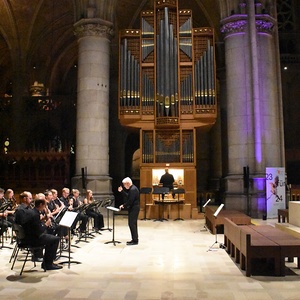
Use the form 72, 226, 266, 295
10, 223, 45, 275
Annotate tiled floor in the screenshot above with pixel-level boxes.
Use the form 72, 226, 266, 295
1, 216, 300, 300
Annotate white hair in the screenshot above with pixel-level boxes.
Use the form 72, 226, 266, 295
122, 177, 132, 185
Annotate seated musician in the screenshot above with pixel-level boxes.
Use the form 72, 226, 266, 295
59, 187, 70, 207
4, 188, 17, 224
69, 189, 88, 234
0, 187, 11, 234
83, 189, 104, 231
15, 192, 62, 269
26, 197, 62, 270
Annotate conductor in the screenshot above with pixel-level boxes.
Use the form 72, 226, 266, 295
159, 169, 175, 199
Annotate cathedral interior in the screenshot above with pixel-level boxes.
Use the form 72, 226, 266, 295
0, 0, 300, 217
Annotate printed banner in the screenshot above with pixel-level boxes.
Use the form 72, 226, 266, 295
266, 167, 286, 218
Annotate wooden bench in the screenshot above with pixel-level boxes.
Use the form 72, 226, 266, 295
249, 225, 300, 275
278, 208, 289, 223
223, 219, 300, 277
224, 218, 242, 263
205, 207, 251, 234
240, 228, 281, 277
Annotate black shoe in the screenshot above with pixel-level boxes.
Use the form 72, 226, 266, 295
42, 263, 63, 270
32, 256, 43, 262
127, 241, 138, 245
126, 240, 133, 245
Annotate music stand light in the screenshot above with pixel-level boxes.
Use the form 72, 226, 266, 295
201, 198, 211, 232
207, 204, 225, 251
153, 187, 169, 222
140, 187, 152, 220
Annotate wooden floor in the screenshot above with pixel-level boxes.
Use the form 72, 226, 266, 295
1, 216, 300, 300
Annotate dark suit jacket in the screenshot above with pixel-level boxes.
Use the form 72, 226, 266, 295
20, 207, 47, 245
121, 184, 140, 211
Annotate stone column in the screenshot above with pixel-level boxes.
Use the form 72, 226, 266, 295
220, 1, 283, 217
73, 18, 114, 199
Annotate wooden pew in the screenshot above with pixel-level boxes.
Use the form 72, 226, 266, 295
239, 226, 281, 277
205, 206, 251, 234
223, 221, 300, 276
223, 218, 242, 263
249, 225, 300, 275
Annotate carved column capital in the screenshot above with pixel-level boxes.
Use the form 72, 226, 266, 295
74, 18, 114, 40
220, 15, 276, 38
220, 17, 247, 36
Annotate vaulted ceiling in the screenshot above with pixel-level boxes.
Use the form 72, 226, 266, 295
0, 0, 220, 96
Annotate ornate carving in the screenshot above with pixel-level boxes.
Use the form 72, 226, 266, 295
221, 20, 247, 36
74, 19, 114, 39
255, 19, 274, 33
221, 15, 275, 37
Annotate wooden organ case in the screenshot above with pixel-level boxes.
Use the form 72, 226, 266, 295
118, 0, 217, 216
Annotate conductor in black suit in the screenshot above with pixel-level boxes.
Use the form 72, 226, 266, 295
118, 177, 140, 245
159, 169, 175, 199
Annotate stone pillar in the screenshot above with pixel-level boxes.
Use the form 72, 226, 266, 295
220, 1, 283, 217
73, 18, 114, 199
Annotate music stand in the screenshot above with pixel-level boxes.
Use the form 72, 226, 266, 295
173, 188, 185, 221
86, 202, 102, 235
100, 198, 112, 232
207, 204, 225, 251
105, 206, 121, 246
153, 187, 169, 222
200, 199, 211, 232
73, 204, 90, 244
140, 187, 152, 220
59, 211, 81, 268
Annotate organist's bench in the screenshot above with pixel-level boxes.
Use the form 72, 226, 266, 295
205, 206, 251, 234
224, 218, 300, 277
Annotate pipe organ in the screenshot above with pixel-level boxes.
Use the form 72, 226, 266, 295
118, 0, 217, 212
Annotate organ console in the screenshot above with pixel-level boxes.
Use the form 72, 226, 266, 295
118, 0, 217, 213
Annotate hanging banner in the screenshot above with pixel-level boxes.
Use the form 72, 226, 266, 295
266, 167, 286, 218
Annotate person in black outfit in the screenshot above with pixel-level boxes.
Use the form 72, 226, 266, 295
159, 169, 175, 199
83, 189, 104, 231
15, 192, 62, 270
69, 189, 88, 234
0, 188, 10, 235
59, 187, 70, 207
118, 177, 140, 245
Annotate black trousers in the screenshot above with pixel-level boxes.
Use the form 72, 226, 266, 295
27, 233, 60, 266
128, 206, 140, 242
72, 213, 88, 232
86, 209, 104, 229
39, 233, 60, 266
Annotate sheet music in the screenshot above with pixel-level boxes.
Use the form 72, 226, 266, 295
107, 206, 120, 212
59, 211, 78, 228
